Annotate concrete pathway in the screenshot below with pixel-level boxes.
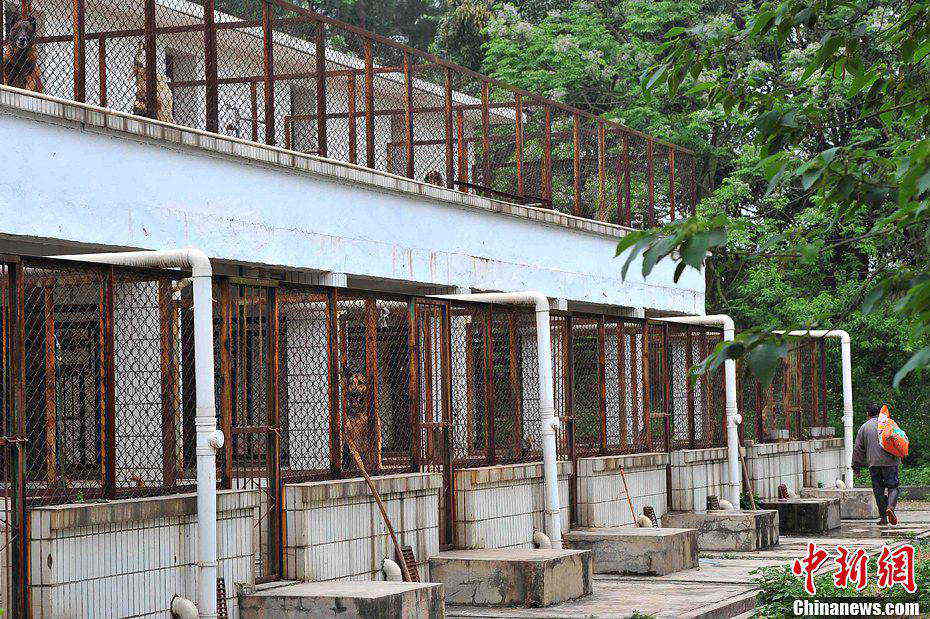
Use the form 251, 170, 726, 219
447, 502, 930, 619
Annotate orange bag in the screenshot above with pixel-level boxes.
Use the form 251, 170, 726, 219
877, 405, 909, 459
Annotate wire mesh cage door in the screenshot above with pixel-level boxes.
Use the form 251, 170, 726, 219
645, 320, 671, 454
217, 279, 284, 583
1, 259, 26, 617
413, 301, 453, 549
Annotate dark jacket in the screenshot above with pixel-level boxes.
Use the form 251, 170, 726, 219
851, 416, 899, 468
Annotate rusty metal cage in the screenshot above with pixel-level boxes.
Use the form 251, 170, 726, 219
16, 0, 699, 226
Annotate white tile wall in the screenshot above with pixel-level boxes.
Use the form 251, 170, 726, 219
802, 439, 845, 488
574, 453, 669, 526
28, 489, 258, 619
745, 441, 805, 499
669, 447, 730, 512
285, 473, 442, 582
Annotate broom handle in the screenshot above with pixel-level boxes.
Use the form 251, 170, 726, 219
739, 447, 757, 510
618, 467, 637, 525
344, 432, 412, 582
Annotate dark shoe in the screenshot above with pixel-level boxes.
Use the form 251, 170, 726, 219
886, 507, 898, 525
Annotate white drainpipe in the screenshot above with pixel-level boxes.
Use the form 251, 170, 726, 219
57, 248, 222, 618
660, 315, 741, 507
773, 329, 854, 487
435, 291, 563, 548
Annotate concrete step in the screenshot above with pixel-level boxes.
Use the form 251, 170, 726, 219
663, 510, 779, 551
759, 497, 840, 535
238, 580, 445, 618
564, 527, 699, 576
800, 487, 878, 519
428, 548, 593, 608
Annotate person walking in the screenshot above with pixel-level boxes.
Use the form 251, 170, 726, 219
851, 403, 901, 525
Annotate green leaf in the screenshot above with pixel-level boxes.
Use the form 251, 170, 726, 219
893, 346, 930, 389
748, 342, 788, 387
748, 10, 777, 37
860, 283, 886, 315
673, 261, 687, 283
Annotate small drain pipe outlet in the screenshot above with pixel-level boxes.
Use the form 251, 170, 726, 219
171, 595, 198, 619
58, 248, 221, 618
435, 291, 563, 549
382, 559, 403, 582
533, 531, 552, 549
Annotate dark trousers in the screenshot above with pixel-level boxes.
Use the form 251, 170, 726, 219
869, 465, 900, 517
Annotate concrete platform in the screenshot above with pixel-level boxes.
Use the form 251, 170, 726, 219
428, 548, 593, 608
800, 487, 879, 520
759, 497, 841, 535
238, 580, 444, 618
564, 527, 698, 575
662, 510, 779, 551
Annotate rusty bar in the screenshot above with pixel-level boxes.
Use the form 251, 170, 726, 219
630, 323, 640, 448
326, 290, 342, 477
818, 340, 828, 426
72, 0, 85, 102
97, 36, 107, 107
444, 67, 455, 189
346, 74, 357, 164
250, 82, 259, 142
616, 322, 627, 451
143, 0, 156, 118
407, 300, 422, 471
508, 312, 522, 458
481, 82, 490, 186
669, 148, 676, 221
641, 321, 651, 451
363, 39, 374, 169
365, 298, 383, 474
218, 281, 233, 487
514, 93, 524, 197
572, 113, 581, 215
9, 261, 30, 618
403, 51, 414, 179
261, 0, 275, 144
484, 308, 495, 465
685, 328, 695, 449
42, 287, 57, 482
102, 269, 117, 497
622, 134, 632, 226
439, 304, 455, 547
158, 281, 178, 487
564, 315, 577, 524
456, 109, 467, 190
265, 287, 284, 577
315, 20, 327, 157
203, 0, 218, 133
662, 324, 672, 454
542, 106, 552, 202
464, 319, 476, 455
597, 121, 606, 221
647, 139, 655, 227
597, 316, 607, 453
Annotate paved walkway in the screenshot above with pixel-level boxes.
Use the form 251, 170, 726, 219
447, 502, 930, 618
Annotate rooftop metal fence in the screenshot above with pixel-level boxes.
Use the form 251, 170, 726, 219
6, 0, 699, 225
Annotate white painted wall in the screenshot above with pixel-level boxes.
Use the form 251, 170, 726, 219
802, 438, 845, 489
0, 91, 704, 314
574, 453, 668, 527
745, 441, 805, 499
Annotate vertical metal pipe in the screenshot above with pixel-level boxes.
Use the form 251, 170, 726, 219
484, 308, 495, 465
403, 51, 414, 179
72, 0, 85, 102
143, 0, 157, 118
347, 74, 357, 164
249, 81, 259, 142
622, 134, 631, 226
647, 139, 655, 226
203, 0, 219, 133
315, 20, 327, 156
159, 280, 178, 488
572, 114, 581, 215
102, 269, 117, 497
685, 328, 695, 449
597, 121, 606, 220
444, 67, 454, 189
456, 109, 467, 190
514, 94, 523, 197
261, 0, 275, 145
481, 82, 490, 186
363, 39, 374, 169
669, 148, 676, 221
97, 37, 107, 107
326, 290, 342, 477
542, 106, 552, 203
597, 316, 607, 453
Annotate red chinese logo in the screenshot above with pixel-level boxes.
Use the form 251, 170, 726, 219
792, 542, 829, 595
833, 545, 868, 591
876, 544, 916, 593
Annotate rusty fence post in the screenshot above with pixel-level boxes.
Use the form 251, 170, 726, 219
72, 0, 85, 102
646, 138, 655, 227
481, 82, 490, 187
315, 19, 327, 156
363, 39, 374, 168
347, 73, 357, 164
143, 0, 156, 118
542, 105, 552, 204
572, 113, 581, 215
514, 93, 523, 198
261, 0, 275, 145
597, 120, 606, 221
203, 0, 218, 133
403, 51, 414, 179
669, 148, 676, 221
444, 67, 454, 189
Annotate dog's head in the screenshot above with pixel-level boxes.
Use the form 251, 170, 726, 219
8, 16, 37, 53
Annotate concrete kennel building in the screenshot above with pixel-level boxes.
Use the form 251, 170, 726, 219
0, 0, 848, 615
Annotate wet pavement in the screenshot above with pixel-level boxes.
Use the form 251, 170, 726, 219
446, 501, 930, 618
